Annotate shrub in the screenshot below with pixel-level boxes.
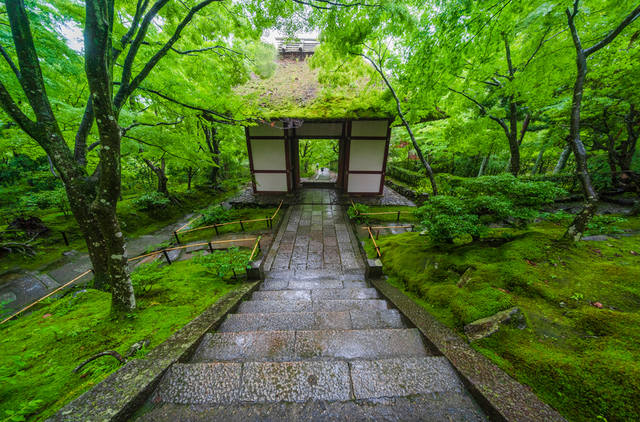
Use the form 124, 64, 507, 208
386, 164, 424, 186
585, 215, 627, 235
130, 261, 168, 296
194, 248, 250, 280
347, 203, 370, 223
452, 174, 566, 207
415, 196, 485, 243
19, 187, 70, 215
133, 192, 170, 212
200, 205, 231, 226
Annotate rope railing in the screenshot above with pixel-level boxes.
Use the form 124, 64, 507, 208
249, 236, 262, 261
349, 201, 413, 222
0, 269, 93, 325
367, 226, 382, 259
173, 200, 284, 242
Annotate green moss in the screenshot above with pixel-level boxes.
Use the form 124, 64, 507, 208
374, 218, 640, 421
0, 256, 243, 421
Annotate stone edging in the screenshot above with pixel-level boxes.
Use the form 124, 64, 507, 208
370, 278, 566, 422
49, 281, 260, 422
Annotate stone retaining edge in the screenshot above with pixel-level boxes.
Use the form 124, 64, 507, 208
369, 277, 566, 422
49, 281, 261, 422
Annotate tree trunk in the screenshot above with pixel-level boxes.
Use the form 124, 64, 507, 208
203, 125, 220, 188
553, 146, 571, 174
361, 53, 438, 195
186, 167, 194, 190
143, 157, 170, 196
532, 147, 545, 175
507, 99, 521, 176
620, 105, 638, 171
478, 152, 490, 177
562, 4, 599, 241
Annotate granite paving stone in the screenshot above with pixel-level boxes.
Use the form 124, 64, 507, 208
239, 361, 351, 402
350, 357, 464, 399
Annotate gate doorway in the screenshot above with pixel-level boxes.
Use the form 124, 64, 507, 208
245, 119, 391, 195
297, 139, 339, 186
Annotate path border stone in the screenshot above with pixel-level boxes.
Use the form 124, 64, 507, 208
369, 277, 566, 422
49, 281, 260, 422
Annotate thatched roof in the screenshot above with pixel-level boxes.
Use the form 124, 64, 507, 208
236, 56, 393, 120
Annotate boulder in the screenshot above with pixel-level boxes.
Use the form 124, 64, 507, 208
464, 307, 527, 342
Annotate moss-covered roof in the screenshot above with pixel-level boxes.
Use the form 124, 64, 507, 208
235, 57, 394, 120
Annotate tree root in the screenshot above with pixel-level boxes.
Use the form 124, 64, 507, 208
73, 350, 127, 373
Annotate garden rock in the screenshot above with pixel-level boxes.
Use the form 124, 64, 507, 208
126, 339, 151, 358
464, 307, 527, 342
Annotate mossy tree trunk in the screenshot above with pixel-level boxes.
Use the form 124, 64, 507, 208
0, 0, 221, 312
562, 1, 640, 241
143, 157, 170, 196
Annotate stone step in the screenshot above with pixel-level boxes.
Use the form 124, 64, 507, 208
137, 391, 489, 422
152, 361, 350, 405
141, 391, 488, 421
218, 309, 405, 332
260, 279, 368, 290
250, 287, 379, 301
264, 269, 366, 283
237, 299, 388, 314
151, 357, 464, 406
192, 328, 428, 362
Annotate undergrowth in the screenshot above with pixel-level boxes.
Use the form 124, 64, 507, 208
370, 217, 640, 421
0, 253, 245, 421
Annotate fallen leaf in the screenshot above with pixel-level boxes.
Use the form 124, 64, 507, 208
525, 259, 537, 266
42, 313, 52, 319
591, 302, 603, 309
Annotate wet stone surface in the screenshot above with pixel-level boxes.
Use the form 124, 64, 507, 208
264, 203, 364, 272
136, 190, 488, 421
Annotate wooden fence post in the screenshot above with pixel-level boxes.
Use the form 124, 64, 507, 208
162, 250, 172, 265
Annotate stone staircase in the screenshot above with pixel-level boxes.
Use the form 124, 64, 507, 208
138, 270, 488, 421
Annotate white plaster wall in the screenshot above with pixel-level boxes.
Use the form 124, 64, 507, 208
347, 173, 381, 193
255, 173, 288, 192
348, 139, 386, 171
251, 139, 286, 171
351, 120, 388, 137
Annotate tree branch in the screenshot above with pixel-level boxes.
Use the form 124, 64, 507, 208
137, 86, 248, 124
448, 87, 510, 133
0, 80, 39, 139
122, 134, 187, 159
73, 351, 126, 373
584, 4, 640, 57
291, 0, 377, 10
121, 117, 184, 134
0, 43, 20, 80
115, 0, 223, 110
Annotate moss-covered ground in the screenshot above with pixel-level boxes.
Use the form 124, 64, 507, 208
0, 251, 248, 421
366, 217, 640, 422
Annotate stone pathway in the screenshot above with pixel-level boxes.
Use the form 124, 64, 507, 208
263, 203, 363, 272
140, 201, 487, 421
